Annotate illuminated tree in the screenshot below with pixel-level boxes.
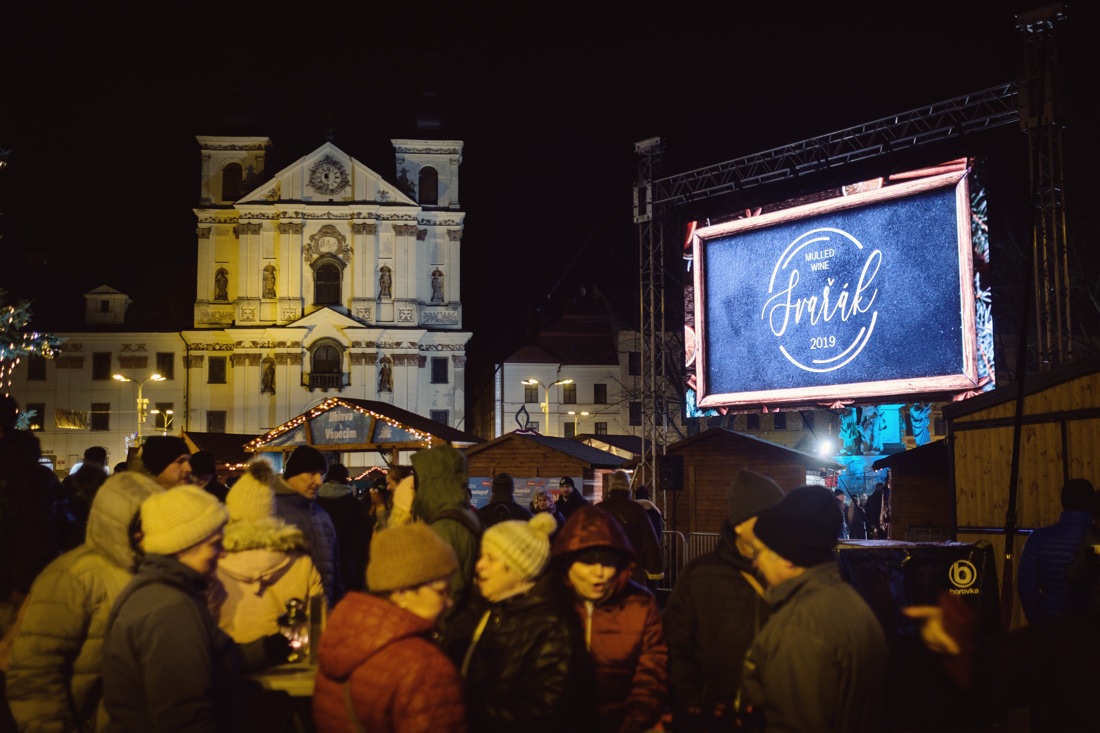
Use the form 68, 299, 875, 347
1, 289, 61, 397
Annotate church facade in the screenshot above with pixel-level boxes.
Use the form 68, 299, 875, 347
13, 136, 472, 473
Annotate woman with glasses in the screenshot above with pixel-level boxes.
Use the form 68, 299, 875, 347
313, 521, 467, 733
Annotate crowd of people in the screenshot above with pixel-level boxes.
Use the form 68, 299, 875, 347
5, 388, 1091, 732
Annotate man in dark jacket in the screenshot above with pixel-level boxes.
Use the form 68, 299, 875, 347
1018, 477, 1096, 625
663, 469, 785, 732
595, 471, 664, 591
316, 463, 369, 593
477, 472, 533, 528
555, 476, 588, 519
101, 486, 288, 732
737, 486, 887, 732
189, 450, 229, 503
274, 445, 343, 607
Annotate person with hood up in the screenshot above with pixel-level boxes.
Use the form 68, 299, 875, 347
6, 471, 163, 732
596, 471, 664, 592
313, 522, 467, 733
410, 444, 482, 629
550, 505, 669, 733
662, 469, 786, 733
443, 512, 596, 733
212, 459, 324, 644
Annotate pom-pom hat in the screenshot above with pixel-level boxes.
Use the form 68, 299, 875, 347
367, 521, 459, 592
481, 512, 557, 580
141, 485, 228, 555
226, 460, 277, 522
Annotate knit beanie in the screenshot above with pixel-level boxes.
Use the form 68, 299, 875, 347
367, 521, 459, 592
481, 512, 557, 580
753, 485, 841, 568
140, 437, 191, 477
226, 460, 276, 522
608, 470, 630, 493
189, 450, 217, 477
141, 485, 228, 555
284, 445, 327, 478
726, 469, 786, 526
491, 472, 515, 498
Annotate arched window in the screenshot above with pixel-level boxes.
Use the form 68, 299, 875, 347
308, 341, 345, 391
222, 163, 243, 202
418, 166, 438, 205
313, 258, 343, 305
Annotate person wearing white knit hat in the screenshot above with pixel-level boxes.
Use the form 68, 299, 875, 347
443, 512, 598, 733
102, 486, 292, 731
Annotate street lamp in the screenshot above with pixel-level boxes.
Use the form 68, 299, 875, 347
522, 378, 573, 436
567, 410, 591, 437
150, 408, 174, 436
114, 373, 165, 445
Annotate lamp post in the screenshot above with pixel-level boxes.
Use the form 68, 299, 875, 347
567, 410, 591, 437
113, 373, 165, 446
150, 408, 174, 436
522, 378, 573, 436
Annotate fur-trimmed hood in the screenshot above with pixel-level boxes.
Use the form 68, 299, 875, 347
223, 515, 308, 553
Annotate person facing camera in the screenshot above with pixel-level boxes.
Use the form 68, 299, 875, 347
443, 512, 596, 733
550, 505, 669, 733
313, 521, 467, 733
137, 436, 193, 489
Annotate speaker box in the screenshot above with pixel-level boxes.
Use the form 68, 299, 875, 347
657, 454, 684, 491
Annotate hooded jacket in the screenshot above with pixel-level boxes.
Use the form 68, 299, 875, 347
6, 471, 163, 732
313, 592, 467, 733
410, 445, 481, 626
551, 505, 669, 733
212, 510, 323, 645
595, 486, 664, 588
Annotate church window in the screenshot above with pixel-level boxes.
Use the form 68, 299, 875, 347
222, 163, 243, 201
418, 166, 438, 205
308, 341, 345, 390
313, 259, 343, 305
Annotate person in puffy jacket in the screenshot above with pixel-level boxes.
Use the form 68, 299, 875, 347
313, 522, 467, 733
6, 470, 163, 732
550, 505, 669, 733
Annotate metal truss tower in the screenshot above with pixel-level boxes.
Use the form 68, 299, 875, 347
633, 84, 1021, 500
1018, 4, 1071, 369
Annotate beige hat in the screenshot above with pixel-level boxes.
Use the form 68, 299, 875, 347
141, 485, 228, 555
226, 460, 276, 522
367, 522, 459, 592
481, 512, 557, 581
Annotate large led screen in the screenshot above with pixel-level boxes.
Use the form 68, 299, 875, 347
691, 162, 982, 410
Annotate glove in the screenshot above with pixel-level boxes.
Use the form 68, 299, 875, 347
262, 633, 295, 665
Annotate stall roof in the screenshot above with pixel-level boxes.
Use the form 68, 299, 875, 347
246, 398, 484, 454
181, 432, 256, 467
872, 439, 949, 478
666, 427, 844, 470
465, 430, 627, 469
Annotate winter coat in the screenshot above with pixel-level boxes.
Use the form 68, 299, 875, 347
313, 592, 467, 733
443, 573, 597, 733
0, 430, 60, 599
60, 464, 108, 550
663, 522, 771, 730
551, 505, 669, 733
555, 487, 589, 519
596, 490, 665, 588
212, 516, 324, 644
737, 562, 888, 733
274, 476, 343, 608
476, 497, 533, 528
1018, 510, 1094, 624
411, 446, 481, 627
102, 554, 260, 733
6, 470, 163, 733
316, 481, 370, 594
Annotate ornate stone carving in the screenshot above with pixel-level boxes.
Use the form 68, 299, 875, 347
417, 229, 428, 241
264, 182, 280, 201
351, 223, 377, 235
354, 306, 372, 321
198, 308, 234, 323
451, 355, 466, 367
308, 154, 350, 195
118, 355, 148, 369
281, 307, 299, 321
392, 143, 462, 156
417, 355, 427, 368
446, 229, 462, 242
304, 224, 351, 264
120, 344, 148, 353
240, 307, 257, 322
392, 224, 418, 236
395, 354, 420, 366
422, 309, 459, 325
349, 353, 372, 366
187, 342, 235, 351
187, 355, 204, 368
238, 223, 263, 235
398, 308, 415, 322
197, 227, 212, 239
378, 266, 392, 299
278, 222, 305, 234
419, 343, 466, 351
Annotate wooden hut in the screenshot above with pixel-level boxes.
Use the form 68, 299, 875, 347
871, 439, 953, 542
942, 356, 1100, 629
463, 431, 626, 507
660, 427, 841, 536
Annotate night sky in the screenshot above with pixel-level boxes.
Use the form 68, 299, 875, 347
2, 1, 1096, 392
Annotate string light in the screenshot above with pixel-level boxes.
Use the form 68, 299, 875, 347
245, 397, 433, 453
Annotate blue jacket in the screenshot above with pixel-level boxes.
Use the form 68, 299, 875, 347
274, 477, 344, 608
1018, 510, 1093, 624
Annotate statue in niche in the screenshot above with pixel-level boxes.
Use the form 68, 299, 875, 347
908, 402, 933, 446
261, 359, 276, 394
858, 405, 885, 455
263, 265, 276, 299
378, 358, 393, 393
379, 267, 392, 299
430, 269, 444, 303
214, 268, 228, 301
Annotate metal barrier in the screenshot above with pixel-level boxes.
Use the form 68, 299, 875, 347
658, 531, 722, 592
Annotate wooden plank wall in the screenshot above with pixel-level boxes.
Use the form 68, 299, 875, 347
464, 440, 599, 500
892, 472, 954, 541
